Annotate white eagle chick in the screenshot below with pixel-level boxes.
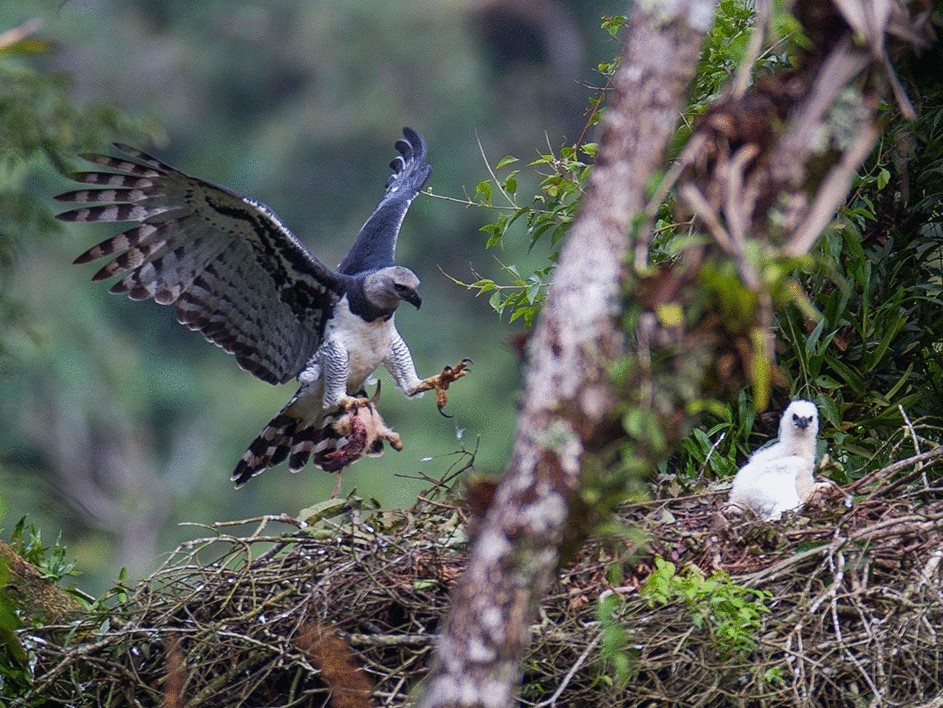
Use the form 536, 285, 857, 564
748, 399, 818, 465
728, 399, 830, 520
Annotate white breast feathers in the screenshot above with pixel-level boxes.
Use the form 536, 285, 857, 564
729, 455, 809, 521
322, 296, 396, 390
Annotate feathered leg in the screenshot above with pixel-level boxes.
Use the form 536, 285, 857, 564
383, 331, 471, 415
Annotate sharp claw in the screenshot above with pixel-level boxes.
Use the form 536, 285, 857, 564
422, 359, 471, 417
461, 358, 472, 365
337, 395, 370, 411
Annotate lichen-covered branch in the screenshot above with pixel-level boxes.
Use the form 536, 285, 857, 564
0, 541, 84, 625
418, 2, 719, 705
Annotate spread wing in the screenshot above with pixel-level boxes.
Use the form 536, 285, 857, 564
337, 127, 432, 276
57, 145, 344, 385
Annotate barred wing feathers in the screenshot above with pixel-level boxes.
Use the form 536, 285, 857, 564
337, 127, 431, 275
58, 145, 342, 385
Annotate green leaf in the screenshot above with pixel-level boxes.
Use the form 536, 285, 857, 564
813, 374, 844, 390
298, 498, 351, 525
495, 155, 519, 170
488, 290, 503, 313
815, 395, 841, 429
475, 180, 493, 204
877, 168, 890, 190
471, 279, 496, 294
0, 37, 53, 55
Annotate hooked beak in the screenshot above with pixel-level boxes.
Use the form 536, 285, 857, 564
795, 417, 810, 430
403, 287, 422, 310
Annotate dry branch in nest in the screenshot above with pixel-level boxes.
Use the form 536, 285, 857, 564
17, 446, 943, 706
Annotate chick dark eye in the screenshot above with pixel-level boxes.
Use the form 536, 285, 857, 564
394, 284, 408, 294
793, 414, 799, 422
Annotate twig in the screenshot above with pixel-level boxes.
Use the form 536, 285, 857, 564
784, 121, 881, 257
416, 496, 460, 511
0, 18, 42, 50
534, 630, 603, 707
730, 0, 770, 98
637, 133, 708, 269
846, 447, 943, 493
678, 183, 736, 256
768, 40, 871, 189
423, 189, 531, 212
476, 130, 518, 209
346, 633, 433, 647
695, 432, 726, 481
899, 404, 928, 488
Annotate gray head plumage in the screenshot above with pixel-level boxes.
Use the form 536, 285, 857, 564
362, 266, 421, 311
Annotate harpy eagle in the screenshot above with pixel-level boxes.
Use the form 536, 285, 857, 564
727, 399, 830, 520
57, 128, 467, 488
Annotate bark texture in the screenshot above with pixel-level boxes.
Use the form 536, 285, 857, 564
418, 2, 718, 705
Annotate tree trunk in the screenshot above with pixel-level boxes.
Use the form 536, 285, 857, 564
418, 2, 718, 705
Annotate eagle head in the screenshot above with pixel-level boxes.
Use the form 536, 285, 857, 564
363, 266, 422, 311
780, 399, 819, 438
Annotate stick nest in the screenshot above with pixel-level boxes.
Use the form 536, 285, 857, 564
18, 448, 943, 707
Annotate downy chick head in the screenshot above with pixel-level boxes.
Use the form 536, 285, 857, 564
779, 399, 819, 441
363, 266, 422, 311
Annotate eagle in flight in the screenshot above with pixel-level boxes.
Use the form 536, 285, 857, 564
57, 128, 467, 489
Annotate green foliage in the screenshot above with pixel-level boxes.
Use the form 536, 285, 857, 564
460, 1, 781, 326
0, 556, 30, 700
663, 29, 943, 485
457, 2, 942, 499
596, 592, 632, 688
595, 557, 773, 689
641, 557, 771, 656
689, 0, 755, 112
462, 261, 554, 327
8, 517, 76, 584
456, 139, 592, 325
675, 389, 758, 480
765, 92, 943, 478
0, 518, 49, 698
0, 19, 159, 364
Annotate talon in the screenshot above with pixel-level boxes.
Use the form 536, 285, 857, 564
429, 358, 471, 417
370, 380, 383, 404
437, 393, 453, 418
444, 359, 470, 382
337, 395, 370, 412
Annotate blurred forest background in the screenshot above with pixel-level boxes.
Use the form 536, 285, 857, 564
0, 0, 625, 593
